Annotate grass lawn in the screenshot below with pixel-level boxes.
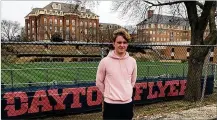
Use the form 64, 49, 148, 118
1, 61, 188, 87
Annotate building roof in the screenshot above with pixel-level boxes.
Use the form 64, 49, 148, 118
27, 8, 42, 15
137, 14, 190, 26
99, 23, 122, 29
25, 2, 99, 18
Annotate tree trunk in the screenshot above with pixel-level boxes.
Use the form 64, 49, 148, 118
184, 47, 208, 101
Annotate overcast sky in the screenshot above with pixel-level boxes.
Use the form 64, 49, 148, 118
1, 0, 131, 27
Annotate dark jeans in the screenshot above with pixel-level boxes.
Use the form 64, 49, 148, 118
103, 101, 134, 120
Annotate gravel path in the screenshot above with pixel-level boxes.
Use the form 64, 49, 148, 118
136, 104, 217, 120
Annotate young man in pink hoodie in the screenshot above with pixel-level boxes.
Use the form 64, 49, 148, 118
96, 28, 137, 120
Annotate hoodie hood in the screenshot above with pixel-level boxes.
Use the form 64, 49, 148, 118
107, 50, 129, 60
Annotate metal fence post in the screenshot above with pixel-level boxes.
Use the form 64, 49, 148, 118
101, 47, 104, 59
215, 64, 217, 88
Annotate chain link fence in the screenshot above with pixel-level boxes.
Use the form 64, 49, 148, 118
1, 42, 217, 119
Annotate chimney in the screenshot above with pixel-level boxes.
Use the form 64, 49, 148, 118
147, 10, 154, 18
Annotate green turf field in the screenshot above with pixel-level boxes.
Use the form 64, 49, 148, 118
1, 61, 189, 88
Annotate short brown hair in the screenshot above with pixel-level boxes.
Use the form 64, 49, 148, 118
112, 28, 131, 42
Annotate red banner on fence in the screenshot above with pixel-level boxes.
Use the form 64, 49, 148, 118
2, 79, 188, 118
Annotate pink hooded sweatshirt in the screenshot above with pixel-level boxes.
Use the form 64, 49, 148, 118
96, 50, 137, 104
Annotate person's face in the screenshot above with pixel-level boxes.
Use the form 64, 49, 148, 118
113, 35, 128, 55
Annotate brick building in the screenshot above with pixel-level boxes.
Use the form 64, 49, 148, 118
98, 23, 122, 42
136, 10, 192, 43
136, 10, 210, 43
25, 2, 99, 42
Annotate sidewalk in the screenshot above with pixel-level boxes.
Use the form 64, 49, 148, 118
136, 104, 217, 120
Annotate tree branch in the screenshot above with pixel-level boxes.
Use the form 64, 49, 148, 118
198, 1, 214, 36
184, 1, 198, 44
141, 0, 184, 6
205, 1, 217, 45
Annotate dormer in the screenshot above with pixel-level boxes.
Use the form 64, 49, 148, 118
44, 9, 47, 14
52, 3, 61, 10
60, 11, 63, 16
58, 4, 61, 10
80, 7, 86, 12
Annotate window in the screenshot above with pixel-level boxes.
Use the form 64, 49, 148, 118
32, 28, 34, 32
80, 21, 83, 26
44, 18, 47, 24
148, 24, 151, 28
66, 35, 70, 40
50, 26, 52, 31
32, 20, 34, 26
44, 9, 47, 14
44, 34, 47, 39
45, 26, 47, 31
93, 29, 96, 35
150, 31, 152, 34
161, 24, 163, 28
72, 27, 75, 34
55, 27, 57, 32
66, 20, 69, 25
89, 22, 92, 27
85, 29, 87, 34
60, 19, 63, 26
60, 27, 62, 32
72, 20, 75, 26
49, 19, 52, 25
32, 35, 35, 40
72, 35, 76, 39
28, 23, 30, 29
93, 23, 96, 27
55, 19, 57, 25
85, 22, 87, 27
28, 30, 30, 34
58, 4, 61, 10
66, 27, 69, 33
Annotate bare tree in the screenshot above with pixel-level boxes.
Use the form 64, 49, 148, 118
19, 27, 29, 42
1, 20, 21, 41
112, 0, 217, 101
